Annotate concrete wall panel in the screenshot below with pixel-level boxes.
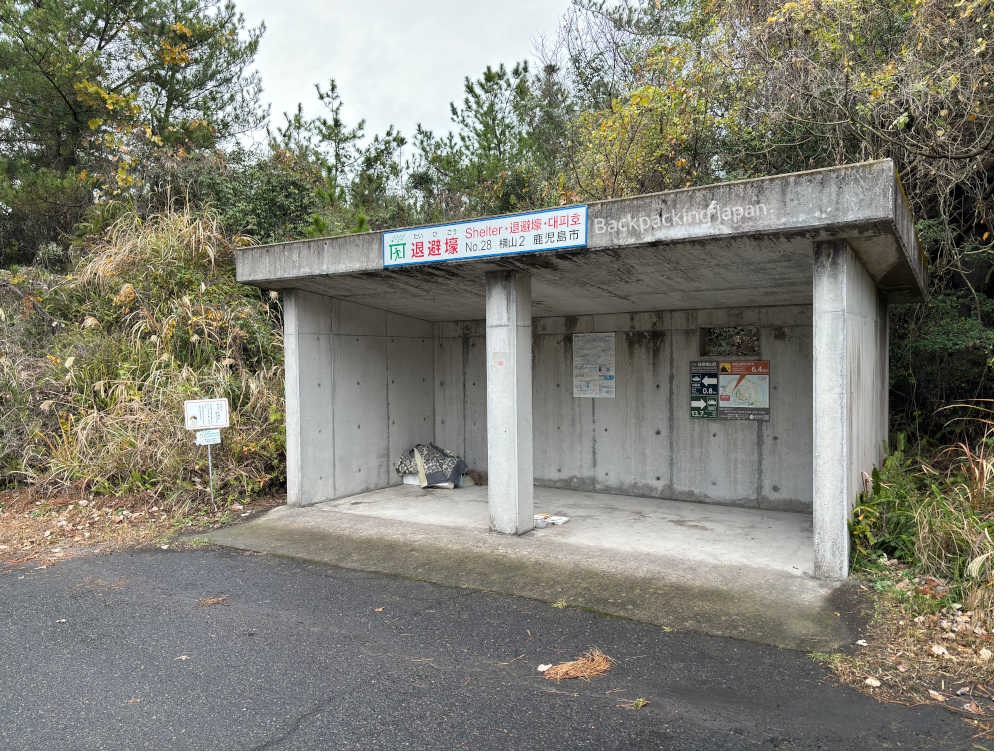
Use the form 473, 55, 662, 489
534, 315, 595, 335
334, 300, 386, 337
532, 334, 595, 489
434, 336, 465, 455
282, 295, 303, 505
670, 329, 761, 506
296, 332, 336, 504
387, 335, 434, 486
462, 335, 487, 472
388, 313, 435, 338
295, 291, 334, 334
594, 331, 672, 497
331, 334, 390, 495
282, 289, 437, 506
758, 325, 813, 510
435, 305, 811, 512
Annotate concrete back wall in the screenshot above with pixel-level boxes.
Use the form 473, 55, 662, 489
284, 291, 434, 505
434, 305, 813, 513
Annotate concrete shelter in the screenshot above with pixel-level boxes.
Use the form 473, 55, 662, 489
236, 159, 925, 579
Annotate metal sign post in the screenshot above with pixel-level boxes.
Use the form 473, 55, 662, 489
206, 443, 215, 505
186, 400, 228, 504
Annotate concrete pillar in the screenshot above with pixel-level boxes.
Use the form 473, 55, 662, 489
282, 289, 336, 507
812, 240, 888, 578
485, 270, 534, 534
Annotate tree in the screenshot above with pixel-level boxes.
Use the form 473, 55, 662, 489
0, 0, 265, 263
134, 146, 320, 244
556, 0, 737, 198
410, 60, 572, 218
711, 0, 993, 438
271, 79, 410, 236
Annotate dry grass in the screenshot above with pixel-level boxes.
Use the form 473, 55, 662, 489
197, 595, 228, 606
543, 648, 614, 681
1, 207, 285, 507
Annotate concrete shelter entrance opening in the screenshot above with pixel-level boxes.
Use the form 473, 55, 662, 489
236, 160, 925, 580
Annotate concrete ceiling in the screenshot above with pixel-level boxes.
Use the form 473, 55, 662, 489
284, 233, 815, 321
236, 160, 926, 322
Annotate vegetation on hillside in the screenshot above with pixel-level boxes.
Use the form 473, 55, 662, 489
1, 209, 285, 504
851, 427, 993, 617
0, 0, 993, 650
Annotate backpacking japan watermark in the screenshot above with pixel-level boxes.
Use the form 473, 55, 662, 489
593, 200, 769, 235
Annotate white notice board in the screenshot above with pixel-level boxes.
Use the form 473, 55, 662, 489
184, 398, 230, 430
573, 332, 616, 398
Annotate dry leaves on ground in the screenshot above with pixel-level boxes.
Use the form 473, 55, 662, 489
820, 561, 993, 741
197, 595, 228, 607
0, 487, 282, 566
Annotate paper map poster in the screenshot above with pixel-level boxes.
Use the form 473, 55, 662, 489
690, 360, 770, 420
573, 332, 615, 398
717, 361, 770, 420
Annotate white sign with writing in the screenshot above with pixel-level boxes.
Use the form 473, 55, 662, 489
195, 428, 221, 446
573, 332, 616, 399
184, 398, 230, 430
382, 205, 588, 267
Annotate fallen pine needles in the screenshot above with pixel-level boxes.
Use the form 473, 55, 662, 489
542, 647, 613, 680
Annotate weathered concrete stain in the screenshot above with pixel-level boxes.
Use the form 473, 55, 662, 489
431, 308, 811, 511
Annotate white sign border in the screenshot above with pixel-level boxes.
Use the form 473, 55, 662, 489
382, 205, 589, 268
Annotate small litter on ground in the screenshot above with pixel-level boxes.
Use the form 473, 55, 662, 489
542, 648, 613, 680
197, 595, 228, 607
533, 513, 570, 528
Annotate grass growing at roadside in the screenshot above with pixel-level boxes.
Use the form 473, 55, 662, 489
0, 207, 286, 511
850, 429, 993, 623
819, 423, 994, 737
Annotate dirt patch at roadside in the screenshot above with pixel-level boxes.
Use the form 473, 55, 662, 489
0, 486, 282, 567
815, 558, 993, 742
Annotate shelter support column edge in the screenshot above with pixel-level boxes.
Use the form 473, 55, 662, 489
281, 289, 336, 507
812, 240, 889, 578
485, 270, 534, 535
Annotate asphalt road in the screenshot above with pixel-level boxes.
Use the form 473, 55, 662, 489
1, 546, 976, 750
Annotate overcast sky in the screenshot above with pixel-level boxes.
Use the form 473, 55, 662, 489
233, 0, 572, 145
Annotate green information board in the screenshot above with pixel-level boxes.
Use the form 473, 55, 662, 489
689, 360, 719, 418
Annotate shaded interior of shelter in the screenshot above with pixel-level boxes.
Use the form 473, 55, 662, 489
289, 232, 818, 518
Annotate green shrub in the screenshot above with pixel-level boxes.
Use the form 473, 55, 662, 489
850, 429, 994, 618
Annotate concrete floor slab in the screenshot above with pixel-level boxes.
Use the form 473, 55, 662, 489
204, 486, 864, 652
323, 485, 814, 575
